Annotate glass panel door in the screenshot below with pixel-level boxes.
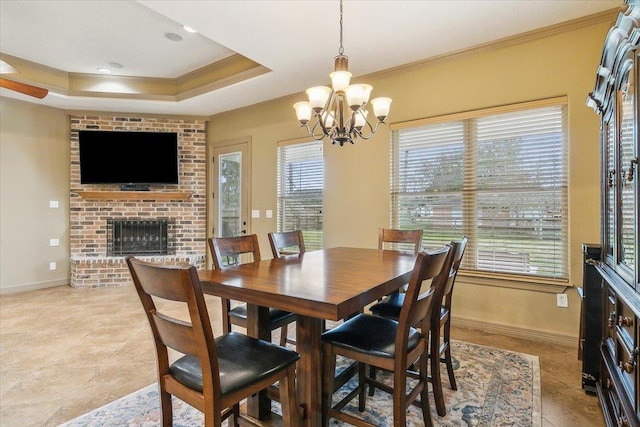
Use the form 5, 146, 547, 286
605, 121, 616, 261
211, 142, 250, 238
218, 151, 242, 237
618, 55, 637, 284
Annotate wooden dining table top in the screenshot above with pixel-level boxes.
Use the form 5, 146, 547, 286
198, 246, 418, 321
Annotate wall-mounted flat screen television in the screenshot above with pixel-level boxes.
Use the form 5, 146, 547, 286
79, 130, 179, 186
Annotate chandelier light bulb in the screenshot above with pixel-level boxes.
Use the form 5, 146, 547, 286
360, 84, 373, 104
354, 109, 368, 129
293, 101, 312, 124
306, 86, 331, 111
371, 97, 392, 121
346, 85, 365, 110
330, 70, 352, 92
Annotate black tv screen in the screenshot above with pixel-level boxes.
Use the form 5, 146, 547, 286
79, 130, 179, 185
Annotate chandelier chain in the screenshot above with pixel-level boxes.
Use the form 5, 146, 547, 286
338, 0, 344, 56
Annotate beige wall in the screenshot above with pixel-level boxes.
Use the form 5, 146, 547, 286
1, 98, 70, 293
207, 20, 610, 343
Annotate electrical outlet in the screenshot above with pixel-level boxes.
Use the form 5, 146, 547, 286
557, 293, 568, 308
49, 262, 57, 271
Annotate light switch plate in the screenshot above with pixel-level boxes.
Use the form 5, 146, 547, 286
50, 238, 59, 247
49, 200, 59, 208
266, 210, 273, 218
251, 210, 260, 218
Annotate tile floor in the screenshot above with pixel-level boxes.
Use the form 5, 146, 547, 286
0, 285, 603, 426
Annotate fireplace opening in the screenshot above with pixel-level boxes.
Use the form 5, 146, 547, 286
107, 218, 175, 256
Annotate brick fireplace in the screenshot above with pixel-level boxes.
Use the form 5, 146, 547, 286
69, 115, 207, 287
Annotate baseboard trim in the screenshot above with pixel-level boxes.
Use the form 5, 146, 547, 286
0, 278, 69, 295
454, 315, 577, 348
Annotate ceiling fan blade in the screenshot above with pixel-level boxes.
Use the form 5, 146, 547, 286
0, 77, 48, 99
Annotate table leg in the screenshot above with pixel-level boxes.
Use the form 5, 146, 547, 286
296, 315, 324, 427
246, 304, 272, 419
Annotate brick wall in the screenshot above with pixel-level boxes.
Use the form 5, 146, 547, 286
69, 115, 207, 287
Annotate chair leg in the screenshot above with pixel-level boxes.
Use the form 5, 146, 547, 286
392, 367, 408, 427
221, 298, 232, 333
280, 324, 288, 347
419, 353, 434, 427
367, 365, 377, 396
229, 404, 240, 427
358, 362, 367, 412
279, 365, 300, 427
159, 387, 173, 427
443, 319, 457, 390
321, 344, 337, 427
430, 328, 446, 416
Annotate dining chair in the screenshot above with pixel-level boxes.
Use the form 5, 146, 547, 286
378, 227, 423, 253
208, 234, 296, 347
368, 236, 469, 416
268, 230, 306, 258
377, 228, 423, 297
320, 246, 451, 427
267, 230, 306, 345
125, 255, 301, 427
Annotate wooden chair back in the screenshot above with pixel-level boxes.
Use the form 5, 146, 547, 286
378, 228, 423, 253
400, 246, 452, 334
208, 234, 261, 269
125, 256, 224, 421
441, 236, 469, 306
268, 230, 306, 258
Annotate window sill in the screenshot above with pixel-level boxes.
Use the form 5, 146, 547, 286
456, 270, 569, 293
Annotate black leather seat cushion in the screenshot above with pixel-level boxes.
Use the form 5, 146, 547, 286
370, 294, 447, 321
369, 293, 404, 319
169, 332, 300, 395
321, 314, 421, 358
228, 305, 296, 326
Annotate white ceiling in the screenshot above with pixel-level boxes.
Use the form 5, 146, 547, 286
0, 0, 620, 117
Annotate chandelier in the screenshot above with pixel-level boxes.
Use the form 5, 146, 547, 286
293, 0, 392, 146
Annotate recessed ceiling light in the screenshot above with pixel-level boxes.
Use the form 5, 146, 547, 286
97, 67, 112, 74
108, 62, 123, 69
183, 25, 196, 33
164, 32, 183, 42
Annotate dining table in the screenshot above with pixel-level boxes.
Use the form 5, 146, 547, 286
198, 246, 417, 427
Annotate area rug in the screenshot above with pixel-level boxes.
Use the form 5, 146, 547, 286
59, 340, 541, 427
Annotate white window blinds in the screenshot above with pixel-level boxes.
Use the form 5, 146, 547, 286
277, 141, 324, 250
391, 101, 568, 279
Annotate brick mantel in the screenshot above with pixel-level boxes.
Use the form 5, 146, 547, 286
69, 114, 207, 287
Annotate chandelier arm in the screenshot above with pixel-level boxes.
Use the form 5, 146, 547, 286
300, 123, 326, 141
309, 119, 330, 140
318, 90, 338, 136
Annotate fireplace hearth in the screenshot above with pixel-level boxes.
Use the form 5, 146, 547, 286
107, 218, 175, 256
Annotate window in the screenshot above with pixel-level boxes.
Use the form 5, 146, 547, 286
391, 98, 568, 280
277, 140, 324, 250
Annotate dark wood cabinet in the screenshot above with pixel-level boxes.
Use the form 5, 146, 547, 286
586, 2, 640, 426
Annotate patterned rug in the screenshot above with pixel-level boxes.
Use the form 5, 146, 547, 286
59, 340, 540, 427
